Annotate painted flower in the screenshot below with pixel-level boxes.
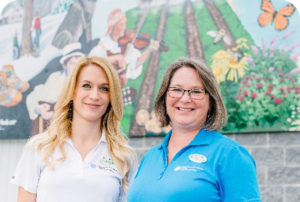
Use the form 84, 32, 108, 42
212, 65, 229, 84
251, 92, 257, 98
270, 41, 277, 52
257, 83, 262, 89
280, 78, 284, 82
271, 95, 274, 99
269, 53, 274, 58
290, 54, 300, 61
290, 68, 300, 75
270, 35, 277, 45
277, 67, 282, 71
262, 39, 266, 52
274, 98, 282, 104
288, 43, 300, 52
282, 30, 295, 39
279, 45, 286, 53
268, 67, 275, 72
240, 97, 244, 101
235, 95, 239, 99
287, 87, 291, 93
212, 50, 228, 61
246, 55, 253, 64
268, 84, 273, 88
227, 57, 249, 82
279, 73, 283, 76
280, 87, 284, 91
251, 46, 259, 56
256, 77, 261, 81
243, 91, 248, 96
247, 84, 251, 87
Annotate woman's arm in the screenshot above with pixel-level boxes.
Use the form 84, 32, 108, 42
17, 187, 36, 202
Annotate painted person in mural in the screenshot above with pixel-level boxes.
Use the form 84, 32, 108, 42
31, 12, 41, 56
26, 42, 84, 135
89, 9, 160, 99
128, 57, 261, 201
11, 57, 137, 202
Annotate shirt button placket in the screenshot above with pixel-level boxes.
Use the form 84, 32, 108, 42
158, 165, 168, 181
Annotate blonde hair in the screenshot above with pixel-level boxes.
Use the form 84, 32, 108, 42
32, 56, 136, 192
154, 57, 227, 131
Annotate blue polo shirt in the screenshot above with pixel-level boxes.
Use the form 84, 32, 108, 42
127, 129, 261, 202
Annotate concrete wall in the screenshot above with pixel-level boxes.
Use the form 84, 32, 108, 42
1, 132, 300, 202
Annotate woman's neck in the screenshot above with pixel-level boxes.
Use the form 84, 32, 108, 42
71, 118, 102, 143
169, 126, 201, 148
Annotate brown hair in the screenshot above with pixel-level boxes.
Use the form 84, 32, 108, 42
154, 57, 227, 131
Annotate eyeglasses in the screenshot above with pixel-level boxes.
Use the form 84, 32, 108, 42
167, 87, 208, 100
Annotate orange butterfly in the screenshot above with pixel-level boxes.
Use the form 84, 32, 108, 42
258, 0, 296, 31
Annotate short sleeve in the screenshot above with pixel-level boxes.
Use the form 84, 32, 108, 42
10, 140, 45, 194
217, 145, 261, 202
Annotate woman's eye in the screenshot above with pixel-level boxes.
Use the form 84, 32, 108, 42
82, 84, 91, 88
100, 87, 109, 92
173, 88, 182, 92
191, 90, 202, 94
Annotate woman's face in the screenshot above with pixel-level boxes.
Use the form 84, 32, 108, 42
112, 17, 127, 38
166, 67, 210, 131
72, 64, 110, 124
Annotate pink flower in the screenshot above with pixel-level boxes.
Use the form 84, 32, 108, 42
251, 46, 259, 56
288, 43, 300, 52
271, 95, 274, 99
242, 79, 247, 84
290, 54, 300, 61
257, 83, 262, 89
269, 53, 274, 58
279, 73, 283, 76
268, 67, 275, 72
235, 95, 239, 99
275, 98, 282, 104
247, 55, 254, 63
287, 87, 291, 93
280, 45, 286, 53
265, 91, 269, 95
249, 77, 253, 81
270, 35, 277, 45
268, 84, 273, 88
261, 70, 265, 73
280, 87, 284, 91
262, 39, 266, 52
277, 67, 282, 71
247, 84, 251, 87
280, 78, 284, 82
243, 91, 248, 96
256, 77, 261, 81
296, 90, 299, 94
282, 30, 295, 39
239, 87, 242, 91
270, 42, 277, 52
268, 88, 273, 92
264, 78, 267, 82
290, 68, 300, 75
263, 52, 268, 58
251, 92, 257, 98
240, 97, 244, 101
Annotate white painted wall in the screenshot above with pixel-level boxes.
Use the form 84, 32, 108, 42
0, 139, 27, 202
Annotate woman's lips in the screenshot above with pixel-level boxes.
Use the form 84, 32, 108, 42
177, 107, 194, 112
85, 103, 100, 109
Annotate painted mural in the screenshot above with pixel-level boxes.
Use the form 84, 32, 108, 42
0, 0, 299, 139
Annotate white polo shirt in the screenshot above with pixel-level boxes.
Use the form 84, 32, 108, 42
11, 131, 136, 202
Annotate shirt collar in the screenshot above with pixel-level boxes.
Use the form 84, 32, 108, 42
158, 128, 216, 149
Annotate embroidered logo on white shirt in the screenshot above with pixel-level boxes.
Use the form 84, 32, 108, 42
99, 156, 115, 166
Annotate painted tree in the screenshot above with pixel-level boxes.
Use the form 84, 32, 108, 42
20, 0, 33, 56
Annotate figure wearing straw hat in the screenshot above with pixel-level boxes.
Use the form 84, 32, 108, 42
26, 42, 85, 135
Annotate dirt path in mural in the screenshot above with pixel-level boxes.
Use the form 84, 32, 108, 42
129, 4, 169, 137
185, 0, 205, 59
204, 0, 237, 50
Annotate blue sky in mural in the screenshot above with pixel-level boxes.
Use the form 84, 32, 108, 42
232, 0, 300, 54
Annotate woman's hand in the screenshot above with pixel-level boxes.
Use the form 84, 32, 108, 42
17, 187, 36, 202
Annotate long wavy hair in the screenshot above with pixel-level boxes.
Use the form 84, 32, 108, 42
32, 56, 136, 192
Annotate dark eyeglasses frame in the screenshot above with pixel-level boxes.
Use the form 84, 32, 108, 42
167, 87, 208, 100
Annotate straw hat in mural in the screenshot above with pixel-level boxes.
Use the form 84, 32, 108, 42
59, 42, 85, 64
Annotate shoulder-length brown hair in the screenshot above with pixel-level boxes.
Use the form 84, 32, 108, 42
154, 57, 227, 131
32, 56, 136, 192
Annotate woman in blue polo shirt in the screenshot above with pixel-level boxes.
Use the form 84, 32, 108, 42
128, 57, 261, 202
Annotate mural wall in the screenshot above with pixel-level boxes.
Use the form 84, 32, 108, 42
0, 0, 299, 139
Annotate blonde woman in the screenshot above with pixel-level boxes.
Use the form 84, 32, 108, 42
11, 57, 137, 202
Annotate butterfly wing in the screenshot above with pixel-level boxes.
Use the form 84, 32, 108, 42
273, 4, 295, 30
223, 35, 232, 45
261, 0, 275, 13
258, 0, 275, 27
278, 4, 295, 16
258, 12, 273, 27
